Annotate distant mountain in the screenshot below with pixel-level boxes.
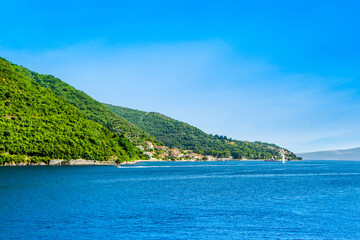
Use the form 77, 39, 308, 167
104, 104, 301, 160
12, 63, 158, 145
298, 147, 360, 160
0, 57, 139, 164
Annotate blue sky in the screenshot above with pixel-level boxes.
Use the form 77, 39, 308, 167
1, 0, 360, 152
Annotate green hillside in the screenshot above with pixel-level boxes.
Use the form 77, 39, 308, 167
11, 64, 157, 145
104, 104, 301, 160
0, 57, 139, 164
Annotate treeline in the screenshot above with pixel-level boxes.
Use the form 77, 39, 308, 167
0, 55, 300, 164
0, 57, 141, 164
104, 104, 301, 160
12, 63, 158, 146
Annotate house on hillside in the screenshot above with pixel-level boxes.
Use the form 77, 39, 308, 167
146, 141, 154, 150
158, 153, 168, 159
218, 156, 234, 161
190, 153, 203, 160
169, 148, 182, 158
136, 145, 144, 151
143, 152, 153, 157
156, 146, 168, 151
182, 150, 193, 153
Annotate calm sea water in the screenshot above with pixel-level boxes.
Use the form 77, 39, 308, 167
1, 160, 360, 239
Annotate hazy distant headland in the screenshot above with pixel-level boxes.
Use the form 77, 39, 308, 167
298, 147, 360, 160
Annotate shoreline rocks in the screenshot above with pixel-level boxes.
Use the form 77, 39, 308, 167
1, 158, 302, 166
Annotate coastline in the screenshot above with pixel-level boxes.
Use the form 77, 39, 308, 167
1, 158, 301, 166
1, 158, 230, 166
0, 159, 171, 166
1, 159, 116, 166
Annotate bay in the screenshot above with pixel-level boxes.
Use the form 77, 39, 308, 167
1, 160, 360, 239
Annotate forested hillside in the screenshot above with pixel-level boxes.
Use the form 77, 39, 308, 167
0, 57, 139, 164
12, 64, 158, 145
104, 104, 301, 160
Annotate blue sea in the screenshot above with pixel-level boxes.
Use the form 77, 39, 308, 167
1, 160, 360, 239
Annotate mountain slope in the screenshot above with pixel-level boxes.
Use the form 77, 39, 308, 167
12, 64, 158, 145
298, 147, 360, 160
0, 57, 137, 164
104, 104, 301, 160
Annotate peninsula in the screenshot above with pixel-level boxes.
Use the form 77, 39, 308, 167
0, 57, 301, 166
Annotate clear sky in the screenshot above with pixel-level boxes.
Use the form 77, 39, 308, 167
1, 0, 359, 152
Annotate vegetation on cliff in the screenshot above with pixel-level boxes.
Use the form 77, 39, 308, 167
104, 104, 301, 160
0, 55, 300, 164
12, 64, 158, 145
0, 57, 139, 164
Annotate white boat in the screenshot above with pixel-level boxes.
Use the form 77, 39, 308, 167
281, 153, 286, 164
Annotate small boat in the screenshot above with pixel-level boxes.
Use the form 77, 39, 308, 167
282, 154, 286, 164
115, 164, 122, 168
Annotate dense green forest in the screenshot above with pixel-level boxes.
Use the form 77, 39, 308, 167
104, 104, 301, 160
0, 55, 300, 164
11, 64, 158, 145
0, 57, 140, 164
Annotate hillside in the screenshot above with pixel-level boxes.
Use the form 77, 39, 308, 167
104, 104, 301, 160
0, 57, 139, 164
11, 64, 158, 145
298, 147, 360, 160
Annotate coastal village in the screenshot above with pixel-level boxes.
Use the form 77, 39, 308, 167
136, 142, 230, 161
137, 142, 292, 161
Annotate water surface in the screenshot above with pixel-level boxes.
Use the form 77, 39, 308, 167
1, 160, 360, 239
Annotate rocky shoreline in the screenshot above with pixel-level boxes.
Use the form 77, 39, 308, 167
1, 159, 116, 166
1, 158, 300, 166
1, 158, 231, 166
1, 159, 177, 166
